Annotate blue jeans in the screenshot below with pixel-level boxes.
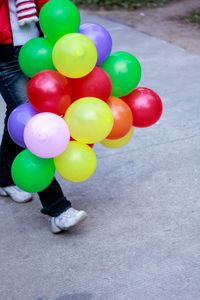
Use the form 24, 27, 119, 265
0, 46, 71, 217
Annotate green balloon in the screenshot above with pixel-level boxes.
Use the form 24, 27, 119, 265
101, 51, 142, 97
11, 149, 55, 193
19, 38, 56, 77
39, 0, 80, 43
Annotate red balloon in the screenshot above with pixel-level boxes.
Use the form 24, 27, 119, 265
68, 67, 112, 102
106, 96, 133, 140
70, 137, 94, 148
27, 70, 72, 115
122, 87, 163, 128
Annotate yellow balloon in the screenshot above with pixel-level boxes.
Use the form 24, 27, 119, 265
101, 127, 134, 148
52, 33, 97, 78
64, 97, 114, 144
54, 141, 97, 182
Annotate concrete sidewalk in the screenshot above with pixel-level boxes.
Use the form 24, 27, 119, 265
1, 12, 200, 300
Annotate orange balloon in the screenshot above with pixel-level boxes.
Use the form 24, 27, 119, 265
106, 96, 133, 139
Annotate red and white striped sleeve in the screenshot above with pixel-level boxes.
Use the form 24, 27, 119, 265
15, 0, 39, 26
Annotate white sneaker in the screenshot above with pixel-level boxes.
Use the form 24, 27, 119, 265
0, 187, 8, 197
0, 185, 32, 203
51, 207, 87, 233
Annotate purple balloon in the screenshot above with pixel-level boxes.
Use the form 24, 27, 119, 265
8, 102, 38, 148
79, 23, 112, 66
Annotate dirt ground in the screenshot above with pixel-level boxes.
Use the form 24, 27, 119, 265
81, 0, 200, 54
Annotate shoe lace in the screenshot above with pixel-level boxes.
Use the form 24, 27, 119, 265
59, 208, 75, 219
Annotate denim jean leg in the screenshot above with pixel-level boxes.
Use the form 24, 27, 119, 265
0, 46, 71, 216
39, 178, 71, 217
0, 47, 28, 186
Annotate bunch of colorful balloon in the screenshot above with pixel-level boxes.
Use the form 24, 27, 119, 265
8, 0, 163, 193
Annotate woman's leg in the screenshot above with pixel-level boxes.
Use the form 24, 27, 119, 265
39, 178, 71, 217
0, 47, 28, 187
0, 46, 71, 215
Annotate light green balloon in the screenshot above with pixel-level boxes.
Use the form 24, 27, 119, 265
64, 97, 114, 144
101, 51, 142, 97
11, 149, 55, 193
54, 141, 97, 183
19, 38, 56, 78
39, 0, 80, 43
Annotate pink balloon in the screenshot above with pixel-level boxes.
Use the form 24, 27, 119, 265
24, 113, 70, 158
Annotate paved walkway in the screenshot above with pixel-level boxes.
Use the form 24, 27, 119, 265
1, 12, 200, 300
